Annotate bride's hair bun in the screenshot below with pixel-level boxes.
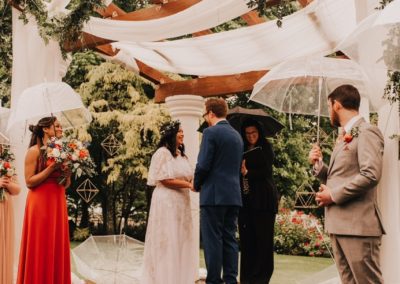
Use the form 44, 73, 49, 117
28, 124, 39, 134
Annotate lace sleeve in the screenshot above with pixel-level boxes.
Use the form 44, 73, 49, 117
147, 147, 175, 186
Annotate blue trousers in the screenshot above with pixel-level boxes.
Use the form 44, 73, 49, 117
201, 206, 240, 284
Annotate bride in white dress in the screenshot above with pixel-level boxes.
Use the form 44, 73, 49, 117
142, 120, 196, 284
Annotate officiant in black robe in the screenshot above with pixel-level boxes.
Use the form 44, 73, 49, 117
239, 118, 279, 284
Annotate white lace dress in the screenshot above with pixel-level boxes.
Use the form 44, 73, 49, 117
142, 147, 196, 284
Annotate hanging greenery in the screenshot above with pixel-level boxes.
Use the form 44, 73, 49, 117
382, 26, 400, 104
248, 0, 299, 27
377, 0, 395, 10
12, 0, 105, 56
378, 0, 400, 105
0, 2, 12, 106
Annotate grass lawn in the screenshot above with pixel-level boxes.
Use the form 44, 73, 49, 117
200, 250, 334, 284
71, 242, 334, 283
271, 254, 334, 284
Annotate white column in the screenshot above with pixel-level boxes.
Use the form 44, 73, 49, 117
11, 9, 68, 272
359, 97, 370, 123
378, 102, 400, 283
165, 94, 204, 280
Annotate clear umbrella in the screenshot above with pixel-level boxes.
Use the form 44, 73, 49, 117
249, 56, 374, 142
0, 107, 10, 143
337, 0, 400, 72
336, 0, 399, 109
72, 234, 144, 284
7, 82, 92, 132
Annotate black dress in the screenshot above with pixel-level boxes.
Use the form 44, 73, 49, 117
239, 142, 278, 284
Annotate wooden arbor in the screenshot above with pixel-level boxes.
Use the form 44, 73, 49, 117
60, 0, 313, 103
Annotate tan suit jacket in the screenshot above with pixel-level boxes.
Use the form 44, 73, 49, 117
316, 118, 385, 236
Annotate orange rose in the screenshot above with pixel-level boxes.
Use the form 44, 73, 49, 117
79, 149, 88, 159
343, 133, 353, 143
68, 143, 77, 149
3, 162, 11, 169
46, 158, 55, 167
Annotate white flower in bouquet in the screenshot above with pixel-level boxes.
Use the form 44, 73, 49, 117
6, 168, 14, 177
51, 148, 61, 158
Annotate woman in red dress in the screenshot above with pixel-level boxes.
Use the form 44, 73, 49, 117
17, 116, 71, 284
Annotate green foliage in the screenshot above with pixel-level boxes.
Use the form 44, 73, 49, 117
13, 0, 105, 56
73, 227, 90, 241
248, 0, 299, 27
66, 57, 170, 236
274, 208, 331, 257
376, 0, 395, 10
382, 25, 400, 105
64, 51, 105, 89
112, 0, 150, 13
211, 17, 247, 33
384, 70, 400, 104
0, 2, 12, 106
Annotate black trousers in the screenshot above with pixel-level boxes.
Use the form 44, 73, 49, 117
238, 208, 276, 284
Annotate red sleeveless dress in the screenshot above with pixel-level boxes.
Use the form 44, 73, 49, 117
17, 157, 71, 284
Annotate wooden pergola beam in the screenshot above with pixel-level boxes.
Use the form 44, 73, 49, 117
63, 32, 113, 52
154, 71, 268, 103
96, 3, 126, 18
241, 10, 266, 25
94, 44, 174, 85
63, 0, 202, 52
135, 60, 175, 84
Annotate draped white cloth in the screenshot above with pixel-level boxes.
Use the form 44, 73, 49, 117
10, 8, 68, 272
83, 0, 252, 42
111, 0, 357, 76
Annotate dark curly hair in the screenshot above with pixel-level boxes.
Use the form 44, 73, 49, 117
28, 116, 57, 148
240, 118, 269, 150
157, 120, 185, 157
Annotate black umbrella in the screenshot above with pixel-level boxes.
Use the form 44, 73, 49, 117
197, 106, 284, 137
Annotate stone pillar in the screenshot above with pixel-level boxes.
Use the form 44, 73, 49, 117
378, 102, 400, 283
359, 97, 370, 122
165, 95, 204, 280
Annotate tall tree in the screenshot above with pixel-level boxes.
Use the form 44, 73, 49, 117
70, 61, 169, 237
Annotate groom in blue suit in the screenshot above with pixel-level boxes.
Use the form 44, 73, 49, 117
194, 98, 243, 284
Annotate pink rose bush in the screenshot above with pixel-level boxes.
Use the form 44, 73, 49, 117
274, 208, 332, 257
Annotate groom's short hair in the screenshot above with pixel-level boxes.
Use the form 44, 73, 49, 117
328, 84, 361, 111
205, 98, 228, 118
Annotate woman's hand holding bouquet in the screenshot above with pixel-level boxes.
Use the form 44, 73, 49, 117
42, 137, 96, 185
0, 148, 15, 201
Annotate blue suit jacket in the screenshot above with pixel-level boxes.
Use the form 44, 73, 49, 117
194, 120, 243, 206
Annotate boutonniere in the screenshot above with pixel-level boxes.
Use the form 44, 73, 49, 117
343, 127, 360, 144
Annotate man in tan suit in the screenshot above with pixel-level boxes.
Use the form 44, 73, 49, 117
309, 84, 385, 284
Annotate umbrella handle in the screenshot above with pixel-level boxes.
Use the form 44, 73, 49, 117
316, 77, 324, 144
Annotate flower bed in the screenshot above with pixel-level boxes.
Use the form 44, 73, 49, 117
274, 208, 332, 257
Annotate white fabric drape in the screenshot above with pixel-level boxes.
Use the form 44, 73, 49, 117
111, 0, 356, 76
10, 8, 68, 272
83, 0, 252, 42
378, 103, 400, 284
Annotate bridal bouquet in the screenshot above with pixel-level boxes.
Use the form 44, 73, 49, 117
0, 148, 15, 202
43, 137, 96, 183
65, 139, 96, 179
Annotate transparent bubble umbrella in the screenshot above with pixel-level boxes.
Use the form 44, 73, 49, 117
0, 107, 10, 143
72, 235, 144, 284
7, 82, 92, 132
336, 0, 400, 72
249, 56, 374, 143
